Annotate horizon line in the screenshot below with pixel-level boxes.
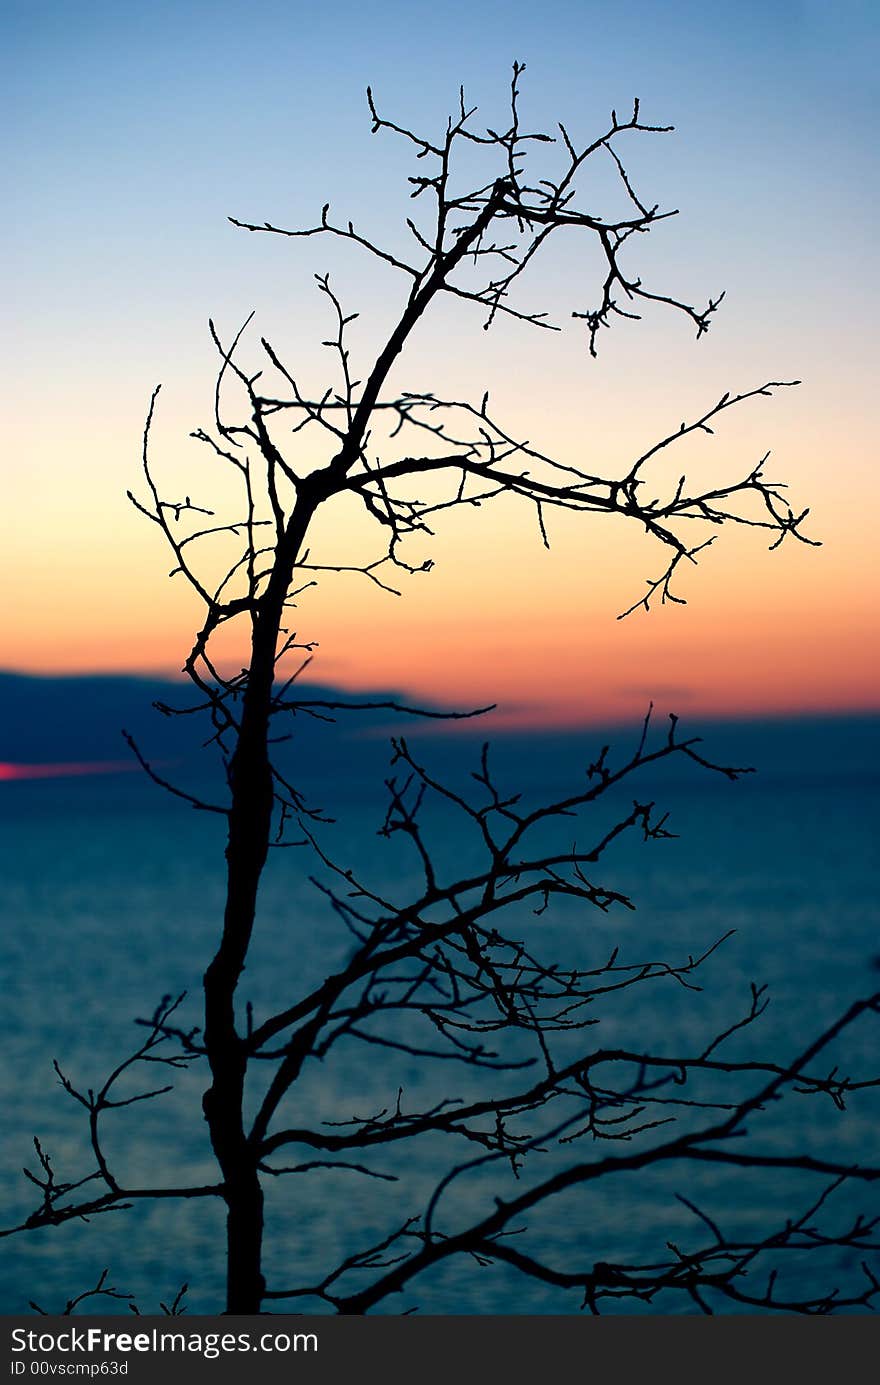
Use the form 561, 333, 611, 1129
0, 664, 878, 735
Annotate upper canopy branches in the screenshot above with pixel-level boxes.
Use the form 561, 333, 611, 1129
231, 62, 718, 353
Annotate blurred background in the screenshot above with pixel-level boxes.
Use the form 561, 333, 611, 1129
2, 0, 877, 1314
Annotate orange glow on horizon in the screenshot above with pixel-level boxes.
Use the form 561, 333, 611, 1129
3, 349, 877, 730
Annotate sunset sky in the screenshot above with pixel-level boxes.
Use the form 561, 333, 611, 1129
4, 1, 878, 729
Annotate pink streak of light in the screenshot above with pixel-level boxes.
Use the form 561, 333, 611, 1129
0, 761, 138, 782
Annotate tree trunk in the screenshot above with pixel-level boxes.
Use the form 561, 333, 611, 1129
224, 1168, 266, 1312
202, 498, 315, 1312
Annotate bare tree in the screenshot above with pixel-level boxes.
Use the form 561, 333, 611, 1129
4, 66, 878, 1316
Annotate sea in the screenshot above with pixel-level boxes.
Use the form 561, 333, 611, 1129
1, 710, 878, 1316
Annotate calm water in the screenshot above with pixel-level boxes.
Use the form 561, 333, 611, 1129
1, 717, 878, 1315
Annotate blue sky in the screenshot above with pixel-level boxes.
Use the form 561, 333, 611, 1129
7, 1, 876, 391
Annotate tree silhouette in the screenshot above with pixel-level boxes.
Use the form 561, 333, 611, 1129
4, 67, 878, 1316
